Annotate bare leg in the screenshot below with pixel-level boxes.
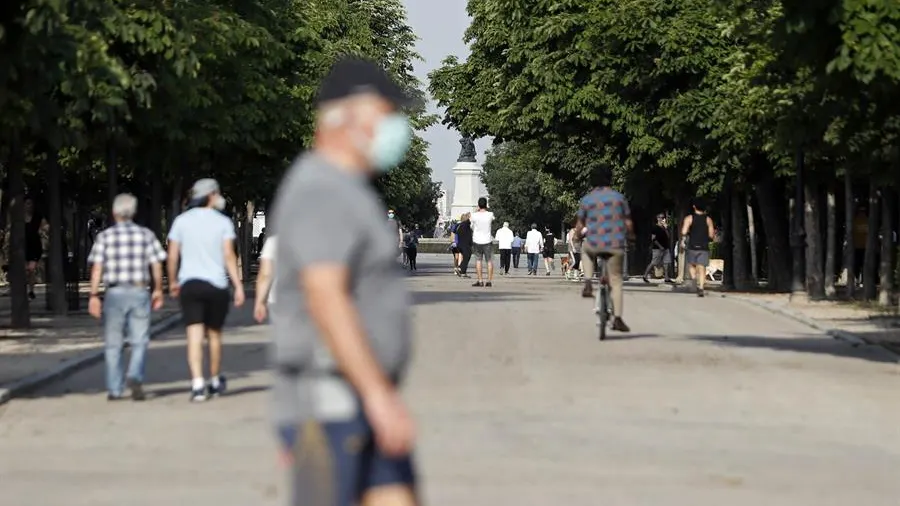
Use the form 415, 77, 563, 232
25, 261, 37, 295
697, 266, 707, 291
186, 324, 206, 382
362, 485, 418, 506
487, 256, 494, 282
207, 328, 223, 378
475, 257, 483, 283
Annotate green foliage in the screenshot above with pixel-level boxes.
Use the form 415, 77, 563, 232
480, 141, 579, 233
429, 0, 900, 213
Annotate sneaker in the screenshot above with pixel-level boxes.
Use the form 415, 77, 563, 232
107, 393, 125, 402
190, 388, 208, 403
208, 376, 227, 398
545, 271, 551, 276
28, 291, 36, 300
126, 378, 146, 401
485, 282, 493, 287
642, 276, 650, 284
472, 281, 483, 287
581, 284, 593, 298
697, 289, 705, 298
664, 279, 674, 284
612, 317, 631, 332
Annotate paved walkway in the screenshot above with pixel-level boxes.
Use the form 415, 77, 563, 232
1, 254, 898, 505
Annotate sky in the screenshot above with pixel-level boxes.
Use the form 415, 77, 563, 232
401, 0, 489, 197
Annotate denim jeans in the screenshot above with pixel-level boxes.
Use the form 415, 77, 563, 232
103, 286, 151, 395
527, 253, 540, 272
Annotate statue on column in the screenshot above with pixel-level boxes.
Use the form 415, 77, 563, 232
457, 135, 477, 163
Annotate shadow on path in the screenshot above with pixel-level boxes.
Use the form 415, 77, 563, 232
412, 290, 537, 305
690, 334, 898, 364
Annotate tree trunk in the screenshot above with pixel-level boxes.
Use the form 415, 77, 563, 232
106, 141, 118, 222
804, 181, 825, 299
843, 171, 855, 298
150, 166, 163, 237
721, 187, 734, 289
746, 194, 758, 284
825, 186, 837, 297
790, 151, 806, 294
731, 191, 750, 290
7, 144, 30, 327
878, 188, 895, 306
756, 172, 791, 291
863, 182, 880, 301
45, 152, 67, 315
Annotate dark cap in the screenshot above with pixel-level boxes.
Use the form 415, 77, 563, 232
316, 57, 413, 108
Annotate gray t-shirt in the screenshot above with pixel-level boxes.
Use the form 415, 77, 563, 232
270, 153, 411, 425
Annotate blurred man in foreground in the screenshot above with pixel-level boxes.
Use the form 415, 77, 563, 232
269, 57, 418, 506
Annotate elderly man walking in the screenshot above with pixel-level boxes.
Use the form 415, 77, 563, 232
270, 57, 418, 506
88, 194, 167, 401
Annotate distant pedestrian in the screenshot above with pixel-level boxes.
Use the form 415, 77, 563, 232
256, 227, 267, 257
23, 197, 47, 300
566, 225, 583, 278
680, 198, 715, 297
388, 209, 404, 262
511, 231, 523, 268
470, 197, 495, 287
269, 57, 418, 506
542, 228, 556, 275
456, 213, 474, 277
495, 221, 514, 275
167, 178, 245, 402
525, 223, 544, 275
643, 214, 674, 284
87, 193, 167, 402
404, 226, 419, 271
254, 234, 276, 323
449, 219, 461, 274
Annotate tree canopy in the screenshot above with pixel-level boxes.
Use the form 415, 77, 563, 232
0, 0, 441, 326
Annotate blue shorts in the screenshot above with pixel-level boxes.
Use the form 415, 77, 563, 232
278, 413, 416, 506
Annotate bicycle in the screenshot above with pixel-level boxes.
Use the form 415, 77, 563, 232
594, 252, 614, 341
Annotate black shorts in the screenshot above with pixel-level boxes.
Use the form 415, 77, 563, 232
179, 280, 230, 330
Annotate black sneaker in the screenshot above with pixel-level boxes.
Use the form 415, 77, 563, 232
642, 276, 650, 284
472, 281, 483, 287
208, 376, 227, 398
190, 388, 208, 403
28, 291, 36, 300
127, 378, 146, 401
697, 289, 705, 298
612, 317, 631, 332
485, 282, 493, 287
107, 393, 124, 402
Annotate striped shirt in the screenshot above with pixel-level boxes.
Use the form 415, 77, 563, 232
577, 187, 631, 251
88, 221, 167, 286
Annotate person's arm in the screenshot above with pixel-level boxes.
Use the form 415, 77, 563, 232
707, 217, 716, 240
147, 233, 167, 309
680, 215, 692, 243
166, 217, 182, 296
86, 234, 105, 318
222, 222, 245, 306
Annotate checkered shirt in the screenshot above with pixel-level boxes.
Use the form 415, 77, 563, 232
577, 187, 631, 251
88, 221, 167, 286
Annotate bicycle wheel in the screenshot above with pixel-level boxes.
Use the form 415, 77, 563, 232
597, 285, 608, 341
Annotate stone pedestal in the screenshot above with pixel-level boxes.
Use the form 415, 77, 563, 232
450, 161, 487, 219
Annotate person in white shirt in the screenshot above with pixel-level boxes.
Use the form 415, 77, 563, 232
495, 221, 514, 275
254, 235, 276, 323
469, 197, 495, 287
524, 223, 544, 275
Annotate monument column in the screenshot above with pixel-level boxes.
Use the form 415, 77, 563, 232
450, 135, 488, 219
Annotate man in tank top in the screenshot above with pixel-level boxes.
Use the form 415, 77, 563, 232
680, 199, 716, 297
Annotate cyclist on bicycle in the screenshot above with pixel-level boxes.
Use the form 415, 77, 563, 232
574, 171, 634, 333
